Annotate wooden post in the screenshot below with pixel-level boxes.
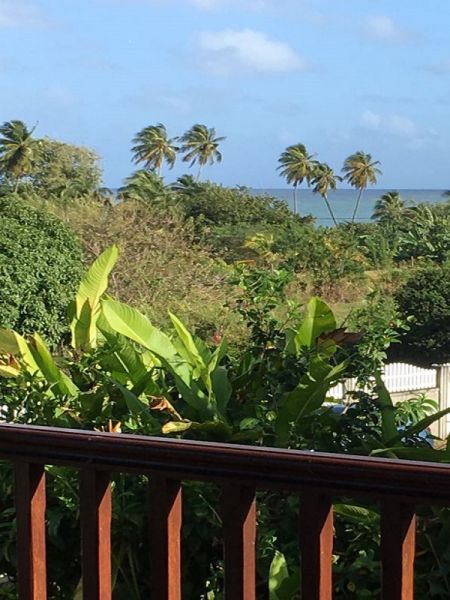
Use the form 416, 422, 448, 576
149, 475, 182, 600
381, 500, 416, 600
221, 484, 256, 600
15, 462, 47, 600
80, 469, 112, 600
299, 492, 333, 600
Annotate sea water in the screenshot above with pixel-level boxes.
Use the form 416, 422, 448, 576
251, 188, 447, 224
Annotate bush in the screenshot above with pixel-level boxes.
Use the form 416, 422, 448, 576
0, 196, 83, 345
390, 264, 450, 365
178, 182, 299, 227
48, 199, 246, 344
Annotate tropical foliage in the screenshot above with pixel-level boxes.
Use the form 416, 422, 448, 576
391, 264, 450, 366
342, 151, 382, 222
0, 249, 449, 598
178, 123, 225, 180
0, 120, 38, 191
2, 117, 450, 597
131, 123, 178, 174
26, 138, 102, 200
277, 143, 316, 214
0, 196, 83, 346
311, 161, 341, 225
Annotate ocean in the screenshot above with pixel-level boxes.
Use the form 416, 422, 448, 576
251, 189, 447, 224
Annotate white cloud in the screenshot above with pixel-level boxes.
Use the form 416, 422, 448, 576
360, 110, 438, 146
365, 15, 411, 43
198, 29, 306, 75
0, 0, 47, 28
422, 59, 450, 75
190, 0, 273, 8
361, 110, 419, 137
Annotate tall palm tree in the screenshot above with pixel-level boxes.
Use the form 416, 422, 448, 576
342, 151, 381, 222
0, 120, 37, 192
178, 124, 225, 180
118, 169, 171, 206
131, 123, 178, 175
372, 191, 406, 223
311, 162, 341, 226
277, 144, 315, 215
170, 174, 203, 196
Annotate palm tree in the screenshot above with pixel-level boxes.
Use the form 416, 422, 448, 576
118, 170, 171, 206
0, 120, 37, 192
131, 124, 178, 175
372, 191, 405, 223
277, 144, 316, 215
170, 174, 203, 196
311, 162, 341, 226
178, 124, 225, 180
342, 151, 382, 222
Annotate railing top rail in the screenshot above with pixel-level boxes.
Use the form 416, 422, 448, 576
0, 423, 449, 502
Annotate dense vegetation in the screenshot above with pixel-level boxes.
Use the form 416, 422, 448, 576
0, 119, 450, 598
0, 196, 83, 345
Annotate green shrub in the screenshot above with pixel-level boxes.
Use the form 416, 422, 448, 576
47, 198, 246, 345
0, 196, 83, 345
178, 182, 299, 227
390, 264, 450, 365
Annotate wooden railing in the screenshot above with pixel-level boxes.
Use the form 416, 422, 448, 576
1, 424, 450, 599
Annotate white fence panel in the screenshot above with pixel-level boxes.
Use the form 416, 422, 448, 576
328, 363, 438, 400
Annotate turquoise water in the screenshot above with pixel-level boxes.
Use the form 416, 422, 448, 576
252, 189, 447, 224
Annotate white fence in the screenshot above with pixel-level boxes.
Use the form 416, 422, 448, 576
329, 363, 438, 399
329, 362, 450, 439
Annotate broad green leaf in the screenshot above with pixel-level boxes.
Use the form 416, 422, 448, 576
269, 551, 289, 599
0, 364, 20, 377
102, 299, 213, 418
374, 372, 397, 444
268, 551, 299, 600
211, 366, 232, 417
102, 299, 178, 360
390, 407, 450, 444
334, 503, 379, 524
29, 334, 79, 397
208, 338, 228, 374
372, 446, 450, 462
163, 420, 232, 441
275, 359, 347, 445
110, 379, 149, 416
169, 312, 205, 371
70, 245, 119, 350
99, 328, 149, 385
294, 297, 336, 350
0, 329, 40, 375
0, 329, 21, 355
162, 421, 193, 434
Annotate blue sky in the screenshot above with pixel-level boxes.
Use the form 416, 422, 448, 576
1, 0, 450, 188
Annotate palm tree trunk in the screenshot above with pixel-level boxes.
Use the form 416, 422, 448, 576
352, 187, 364, 223
293, 183, 298, 214
323, 195, 338, 227
196, 165, 202, 182
14, 177, 20, 193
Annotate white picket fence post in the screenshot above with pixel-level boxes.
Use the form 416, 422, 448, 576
329, 363, 450, 439
437, 364, 450, 439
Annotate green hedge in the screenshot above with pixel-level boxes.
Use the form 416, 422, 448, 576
0, 196, 83, 345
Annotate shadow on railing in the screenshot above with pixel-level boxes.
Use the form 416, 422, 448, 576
1, 423, 450, 599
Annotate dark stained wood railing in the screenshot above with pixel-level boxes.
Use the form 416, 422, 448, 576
1, 424, 450, 599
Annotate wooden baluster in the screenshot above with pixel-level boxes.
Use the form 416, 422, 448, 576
221, 484, 256, 600
381, 500, 416, 600
80, 470, 112, 600
149, 475, 182, 600
299, 492, 333, 600
15, 462, 47, 600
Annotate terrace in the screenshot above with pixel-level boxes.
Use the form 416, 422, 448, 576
0, 423, 448, 599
